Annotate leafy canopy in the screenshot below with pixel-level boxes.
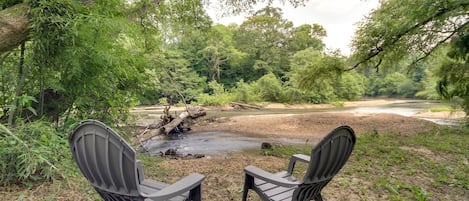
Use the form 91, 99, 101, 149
351, 0, 469, 115
351, 0, 468, 69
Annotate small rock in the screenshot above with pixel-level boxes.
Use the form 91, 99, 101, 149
194, 154, 205, 158
261, 142, 273, 149
164, 148, 177, 156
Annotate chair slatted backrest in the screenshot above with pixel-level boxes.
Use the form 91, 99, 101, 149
69, 120, 142, 198
294, 125, 356, 200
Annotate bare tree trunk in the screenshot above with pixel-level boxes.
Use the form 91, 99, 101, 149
0, 52, 11, 107
0, 3, 30, 54
8, 42, 26, 127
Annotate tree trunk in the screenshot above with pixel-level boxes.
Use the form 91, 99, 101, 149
8, 42, 26, 126
0, 3, 30, 53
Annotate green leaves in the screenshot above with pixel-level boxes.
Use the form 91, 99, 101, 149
0, 121, 66, 186
352, 0, 469, 68
351, 0, 469, 118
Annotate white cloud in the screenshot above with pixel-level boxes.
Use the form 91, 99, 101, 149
206, 0, 380, 55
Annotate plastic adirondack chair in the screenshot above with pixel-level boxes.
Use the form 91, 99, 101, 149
69, 119, 205, 201
242, 125, 356, 201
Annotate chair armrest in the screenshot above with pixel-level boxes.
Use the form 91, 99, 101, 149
287, 154, 310, 174
136, 160, 144, 183
143, 173, 205, 200
244, 165, 300, 188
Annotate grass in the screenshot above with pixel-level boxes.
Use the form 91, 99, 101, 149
0, 127, 468, 200
342, 127, 469, 200
429, 106, 462, 112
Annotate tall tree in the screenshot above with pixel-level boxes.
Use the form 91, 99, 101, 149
351, 0, 469, 114
198, 25, 246, 85
1, 0, 146, 124
288, 24, 326, 52
233, 6, 293, 79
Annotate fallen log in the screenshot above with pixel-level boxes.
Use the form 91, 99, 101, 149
230, 102, 262, 110
132, 106, 206, 146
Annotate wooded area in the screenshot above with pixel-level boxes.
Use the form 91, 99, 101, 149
0, 0, 468, 189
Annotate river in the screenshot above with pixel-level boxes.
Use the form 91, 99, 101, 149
134, 99, 464, 156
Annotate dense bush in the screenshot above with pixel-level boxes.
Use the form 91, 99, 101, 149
252, 73, 287, 102
0, 121, 68, 186
366, 71, 419, 98
231, 80, 260, 103
196, 93, 234, 106
334, 72, 367, 100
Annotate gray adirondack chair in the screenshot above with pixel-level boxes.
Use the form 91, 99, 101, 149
69, 119, 205, 201
242, 125, 356, 201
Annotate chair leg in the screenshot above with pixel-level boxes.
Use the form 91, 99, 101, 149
242, 174, 253, 201
188, 185, 202, 201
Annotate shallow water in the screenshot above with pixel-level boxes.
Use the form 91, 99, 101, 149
340, 101, 462, 125
143, 131, 310, 156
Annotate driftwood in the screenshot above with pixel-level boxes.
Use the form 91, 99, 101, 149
133, 106, 206, 146
230, 102, 262, 110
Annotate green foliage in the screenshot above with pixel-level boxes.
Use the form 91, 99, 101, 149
333, 71, 366, 101
233, 6, 293, 79
19, 0, 145, 123
214, 0, 309, 16
0, 0, 22, 9
208, 80, 225, 95
352, 0, 468, 68
288, 48, 363, 103
415, 69, 441, 100
381, 72, 417, 97
288, 24, 326, 52
196, 81, 234, 106
436, 32, 469, 114
232, 80, 259, 103
365, 71, 419, 98
28, 0, 78, 64
352, 0, 469, 118
150, 50, 207, 104
0, 121, 67, 186
252, 73, 286, 102
196, 93, 234, 106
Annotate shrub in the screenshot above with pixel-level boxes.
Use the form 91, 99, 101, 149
252, 73, 287, 102
232, 80, 260, 103
196, 93, 234, 106
0, 121, 68, 186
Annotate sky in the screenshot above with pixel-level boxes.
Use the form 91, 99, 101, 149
206, 0, 380, 55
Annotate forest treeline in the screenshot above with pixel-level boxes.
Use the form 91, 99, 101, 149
1, 0, 462, 126
0, 0, 467, 186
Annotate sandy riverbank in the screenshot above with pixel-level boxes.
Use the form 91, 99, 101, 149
191, 99, 465, 140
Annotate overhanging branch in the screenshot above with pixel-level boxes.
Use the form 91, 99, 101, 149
346, 2, 469, 71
